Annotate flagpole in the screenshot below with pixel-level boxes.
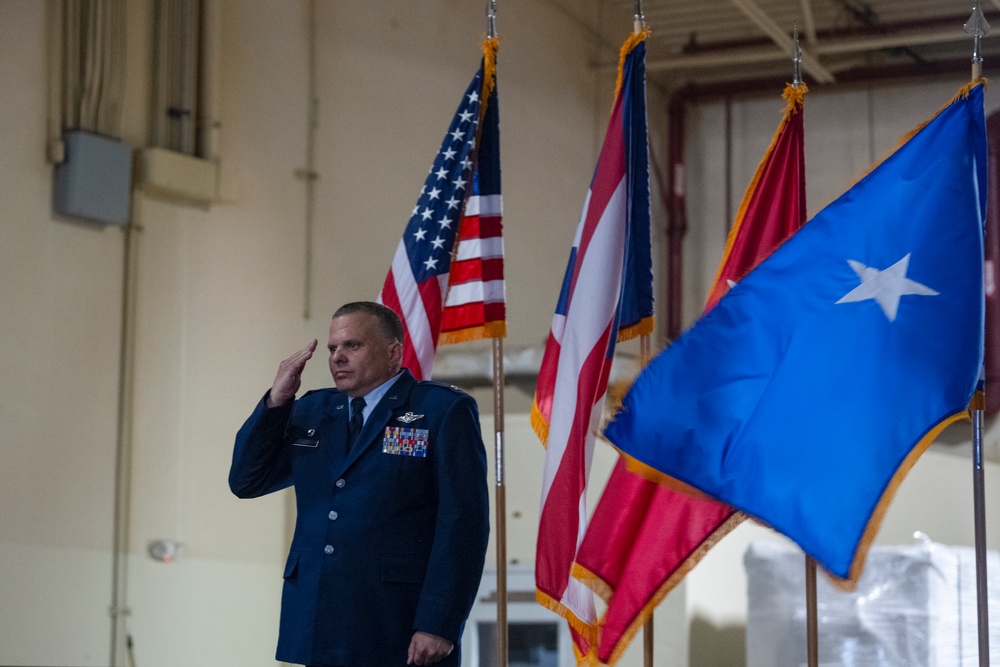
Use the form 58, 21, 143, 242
805, 556, 819, 667
483, 5, 509, 666
639, 334, 654, 667
965, 6, 991, 665
787, 25, 821, 667
493, 337, 509, 667
628, 3, 658, 662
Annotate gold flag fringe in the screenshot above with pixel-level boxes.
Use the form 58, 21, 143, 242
438, 321, 506, 346
617, 316, 655, 343
535, 589, 599, 644
612, 29, 650, 105
571, 562, 615, 604
481, 36, 499, 108
833, 409, 970, 591
530, 401, 550, 447
618, 449, 719, 502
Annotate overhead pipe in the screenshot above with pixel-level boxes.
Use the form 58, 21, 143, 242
664, 88, 691, 342
627, 13, 985, 75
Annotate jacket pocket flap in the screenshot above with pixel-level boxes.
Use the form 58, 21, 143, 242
283, 552, 300, 579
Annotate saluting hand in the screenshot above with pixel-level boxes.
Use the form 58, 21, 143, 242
266, 339, 318, 408
407, 631, 453, 665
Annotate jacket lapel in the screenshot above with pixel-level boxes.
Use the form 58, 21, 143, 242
325, 392, 351, 471
340, 370, 416, 472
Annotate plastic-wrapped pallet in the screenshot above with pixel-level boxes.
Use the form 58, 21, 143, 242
745, 539, 1000, 666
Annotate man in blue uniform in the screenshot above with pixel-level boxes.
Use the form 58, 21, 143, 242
230, 302, 489, 666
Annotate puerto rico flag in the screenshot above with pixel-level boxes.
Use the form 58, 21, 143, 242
533, 32, 653, 653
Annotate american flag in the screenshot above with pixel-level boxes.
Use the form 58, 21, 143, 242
533, 33, 652, 653
380, 39, 504, 379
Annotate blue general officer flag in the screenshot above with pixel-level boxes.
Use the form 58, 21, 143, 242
605, 84, 987, 586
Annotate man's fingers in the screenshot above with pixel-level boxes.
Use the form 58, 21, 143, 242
407, 632, 452, 665
286, 339, 318, 366
267, 339, 318, 407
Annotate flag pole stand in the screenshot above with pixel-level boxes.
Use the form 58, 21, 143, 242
805, 556, 818, 667
789, 28, 821, 667
482, 6, 508, 664
972, 401, 990, 667
634, 2, 653, 664
492, 337, 509, 667
639, 331, 654, 667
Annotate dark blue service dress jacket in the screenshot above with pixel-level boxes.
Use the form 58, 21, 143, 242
229, 369, 489, 667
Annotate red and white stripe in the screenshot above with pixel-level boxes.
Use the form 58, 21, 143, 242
379, 245, 446, 380
441, 193, 506, 334
535, 94, 629, 636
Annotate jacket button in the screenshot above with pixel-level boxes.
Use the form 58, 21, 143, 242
335, 478, 346, 488
324, 545, 334, 555
328, 510, 338, 520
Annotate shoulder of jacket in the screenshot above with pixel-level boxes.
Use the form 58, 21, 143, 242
299, 387, 342, 401
415, 379, 471, 397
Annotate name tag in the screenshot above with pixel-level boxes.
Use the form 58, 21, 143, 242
292, 438, 319, 448
382, 426, 428, 458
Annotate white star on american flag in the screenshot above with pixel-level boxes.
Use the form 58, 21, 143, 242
423, 256, 439, 271
450, 128, 465, 142
460, 157, 473, 171
467, 90, 479, 104
427, 187, 441, 200
459, 110, 474, 123
438, 216, 453, 229
445, 196, 460, 210
421, 208, 433, 221
413, 227, 427, 241
441, 147, 456, 161
434, 167, 448, 180
431, 236, 446, 250
453, 176, 467, 190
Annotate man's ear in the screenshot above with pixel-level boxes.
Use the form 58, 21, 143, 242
389, 340, 403, 366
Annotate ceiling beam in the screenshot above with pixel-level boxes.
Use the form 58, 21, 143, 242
799, 0, 817, 45
728, 0, 836, 82
639, 26, 969, 73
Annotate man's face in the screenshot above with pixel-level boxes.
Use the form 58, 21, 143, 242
327, 312, 402, 398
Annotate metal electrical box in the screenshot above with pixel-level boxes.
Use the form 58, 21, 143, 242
52, 130, 133, 226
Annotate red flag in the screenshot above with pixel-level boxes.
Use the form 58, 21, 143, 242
572, 83, 807, 665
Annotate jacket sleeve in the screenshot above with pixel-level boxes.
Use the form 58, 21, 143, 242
229, 391, 295, 498
412, 394, 490, 642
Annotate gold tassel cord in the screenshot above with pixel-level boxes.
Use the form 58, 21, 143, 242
612, 29, 650, 106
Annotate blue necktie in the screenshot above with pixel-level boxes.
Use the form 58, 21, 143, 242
349, 397, 366, 450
